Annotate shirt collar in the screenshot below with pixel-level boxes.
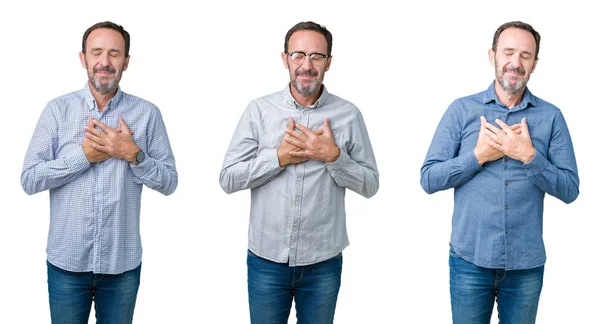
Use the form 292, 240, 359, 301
283, 83, 330, 109
483, 81, 537, 111
83, 83, 124, 111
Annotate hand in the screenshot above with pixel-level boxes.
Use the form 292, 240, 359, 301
484, 118, 536, 163
285, 118, 340, 163
277, 118, 310, 167
474, 116, 504, 165
85, 117, 140, 163
474, 116, 523, 165
82, 117, 112, 163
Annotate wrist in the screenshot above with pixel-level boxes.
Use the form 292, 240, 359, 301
473, 148, 485, 165
129, 147, 144, 165
326, 148, 341, 163
521, 149, 535, 164
277, 150, 287, 167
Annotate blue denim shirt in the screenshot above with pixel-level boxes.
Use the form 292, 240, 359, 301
421, 82, 579, 270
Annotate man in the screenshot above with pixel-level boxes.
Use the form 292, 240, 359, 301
21, 21, 177, 323
220, 21, 379, 323
421, 21, 579, 323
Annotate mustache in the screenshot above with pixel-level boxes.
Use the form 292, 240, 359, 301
94, 65, 117, 74
503, 66, 525, 75
296, 69, 318, 77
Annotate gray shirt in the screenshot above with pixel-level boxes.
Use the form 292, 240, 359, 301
220, 85, 379, 266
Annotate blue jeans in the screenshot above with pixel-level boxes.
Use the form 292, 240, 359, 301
247, 250, 342, 324
47, 261, 141, 324
449, 246, 544, 324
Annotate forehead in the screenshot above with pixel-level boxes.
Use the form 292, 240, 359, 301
497, 27, 536, 53
86, 28, 125, 52
288, 30, 328, 52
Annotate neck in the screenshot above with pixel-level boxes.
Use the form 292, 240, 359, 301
290, 84, 322, 107
88, 81, 117, 112
494, 81, 524, 109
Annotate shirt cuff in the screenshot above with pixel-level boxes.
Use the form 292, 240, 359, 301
65, 146, 91, 173
324, 149, 349, 172
523, 150, 547, 176
465, 150, 484, 173
129, 156, 150, 175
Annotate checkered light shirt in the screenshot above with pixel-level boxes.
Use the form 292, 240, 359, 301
21, 84, 177, 274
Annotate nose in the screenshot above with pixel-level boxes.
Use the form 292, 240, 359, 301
301, 55, 313, 70
99, 52, 110, 66
509, 53, 522, 69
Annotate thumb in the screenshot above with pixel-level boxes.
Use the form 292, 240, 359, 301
287, 118, 295, 131
480, 116, 487, 131
324, 118, 333, 136
521, 117, 529, 135
119, 117, 131, 134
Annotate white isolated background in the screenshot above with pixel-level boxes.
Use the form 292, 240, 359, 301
1, 0, 597, 323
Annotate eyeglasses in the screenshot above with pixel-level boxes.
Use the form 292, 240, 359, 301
286, 51, 330, 66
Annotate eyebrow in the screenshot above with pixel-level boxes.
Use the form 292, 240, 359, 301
90, 47, 122, 53
503, 47, 533, 56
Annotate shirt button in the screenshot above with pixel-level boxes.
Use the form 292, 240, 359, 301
525, 168, 529, 171
505, 228, 509, 233
503, 157, 509, 162
296, 202, 300, 206
505, 181, 509, 185
297, 177, 303, 182
505, 205, 509, 209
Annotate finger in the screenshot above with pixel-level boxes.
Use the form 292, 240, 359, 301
87, 117, 94, 128
494, 119, 514, 134
323, 118, 333, 136
287, 118, 295, 131
510, 123, 522, 135
289, 151, 310, 158
480, 116, 487, 132
285, 129, 309, 143
484, 122, 502, 135
483, 129, 500, 142
119, 117, 131, 134
91, 143, 110, 154
85, 126, 106, 138
314, 129, 325, 136
521, 117, 530, 135
85, 131, 107, 145
285, 136, 309, 149
294, 123, 316, 138
486, 139, 504, 152
92, 119, 114, 134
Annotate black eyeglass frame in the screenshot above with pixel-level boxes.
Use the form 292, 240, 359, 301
285, 51, 331, 64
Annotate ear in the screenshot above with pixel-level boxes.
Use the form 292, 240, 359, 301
79, 52, 87, 69
530, 58, 538, 74
123, 55, 130, 72
281, 52, 290, 69
488, 49, 495, 67
324, 56, 332, 72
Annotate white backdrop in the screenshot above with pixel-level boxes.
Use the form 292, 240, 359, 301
1, 0, 597, 323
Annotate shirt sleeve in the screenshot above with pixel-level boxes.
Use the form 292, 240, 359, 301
325, 110, 379, 198
21, 102, 91, 195
129, 107, 178, 196
420, 103, 483, 194
219, 103, 284, 194
522, 112, 579, 203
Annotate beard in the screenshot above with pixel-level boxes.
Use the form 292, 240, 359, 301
496, 64, 528, 95
88, 65, 122, 94
291, 68, 322, 96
